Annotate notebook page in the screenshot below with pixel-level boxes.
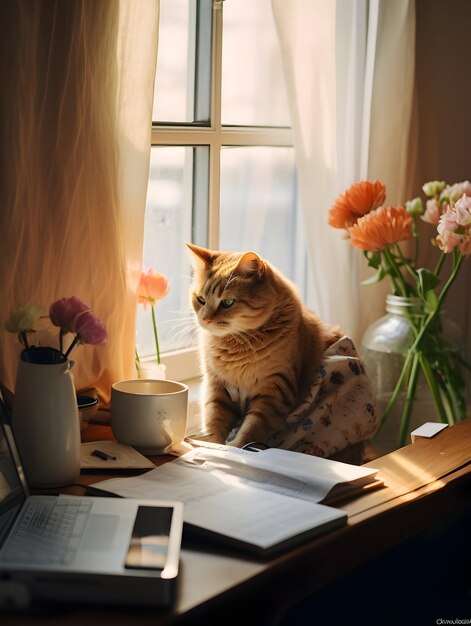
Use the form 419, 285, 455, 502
180, 447, 379, 502
94, 461, 346, 549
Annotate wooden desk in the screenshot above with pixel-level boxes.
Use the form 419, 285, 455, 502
5, 419, 471, 625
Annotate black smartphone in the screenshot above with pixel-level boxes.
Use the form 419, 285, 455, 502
124, 505, 173, 570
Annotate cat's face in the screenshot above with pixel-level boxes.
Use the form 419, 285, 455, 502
187, 244, 275, 337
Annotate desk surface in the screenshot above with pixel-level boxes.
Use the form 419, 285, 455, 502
5, 419, 471, 625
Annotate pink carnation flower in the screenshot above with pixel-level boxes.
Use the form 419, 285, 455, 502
49, 297, 90, 333
421, 181, 471, 225
437, 194, 471, 255
421, 199, 441, 225
454, 193, 471, 226
74, 310, 108, 345
441, 180, 471, 204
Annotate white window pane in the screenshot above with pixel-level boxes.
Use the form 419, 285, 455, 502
222, 0, 291, 127
138, 147, 195, 357
219, 146, 301, 283
153, 0, 193, 123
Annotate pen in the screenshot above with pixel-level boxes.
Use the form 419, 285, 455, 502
92, 449, 117, 461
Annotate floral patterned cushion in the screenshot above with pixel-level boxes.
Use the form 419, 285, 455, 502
266, 336, 378, 457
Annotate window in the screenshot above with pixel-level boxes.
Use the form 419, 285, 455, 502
137, 0, 303, 380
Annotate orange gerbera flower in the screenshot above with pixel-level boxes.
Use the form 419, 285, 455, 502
328, 179, 386, 229
347, 205, 413, 252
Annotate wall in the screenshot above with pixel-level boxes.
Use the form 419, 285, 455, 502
414, 0, 471, 385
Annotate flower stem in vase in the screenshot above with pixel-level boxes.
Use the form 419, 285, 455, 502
419, 354, 449, 424
397, 350, 421, 446
151, 304, 161, 364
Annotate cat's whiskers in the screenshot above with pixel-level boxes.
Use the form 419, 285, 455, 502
224, 332, 255, 361
239, 330, 266, 352
163, 314, 196, 327
174, 320, 199, 341
240, 327, 274, 354
161, 314, 199, 348
232, 330, 264, 359
247, 327, 269, 344
171, 325, 199, 346
248, 332, 270, 355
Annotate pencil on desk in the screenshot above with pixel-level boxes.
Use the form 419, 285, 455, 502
92, 449, 117, 461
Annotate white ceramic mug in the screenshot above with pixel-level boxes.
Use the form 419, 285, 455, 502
111, 379, 189, 455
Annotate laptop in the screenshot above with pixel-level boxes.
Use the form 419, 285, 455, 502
0, 394, 184, 610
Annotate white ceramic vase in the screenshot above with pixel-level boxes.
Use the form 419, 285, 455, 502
11, 347, 81, 487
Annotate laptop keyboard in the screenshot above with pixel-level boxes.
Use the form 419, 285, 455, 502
3, 499, 93, 565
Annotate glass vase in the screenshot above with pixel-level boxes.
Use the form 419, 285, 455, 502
136, 360, 167, 380
361, 295, 467, 457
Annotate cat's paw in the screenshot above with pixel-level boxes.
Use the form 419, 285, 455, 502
227, 433, 252, 448
197, 432, 226, 444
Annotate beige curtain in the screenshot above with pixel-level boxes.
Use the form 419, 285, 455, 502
0, 0, 159, 406
272, 0, 416, 345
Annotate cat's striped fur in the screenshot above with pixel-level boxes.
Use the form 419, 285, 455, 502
187, 244, 342, 447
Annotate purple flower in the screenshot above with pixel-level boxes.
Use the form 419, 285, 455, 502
74, 310, 108, 345
6, 296, 107, 360
49, 297, 90, 333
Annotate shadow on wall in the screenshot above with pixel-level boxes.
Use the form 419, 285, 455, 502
413, 0, 471, 405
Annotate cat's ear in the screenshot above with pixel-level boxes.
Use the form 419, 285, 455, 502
186, 243, 213, 268
237, 252, 266, 277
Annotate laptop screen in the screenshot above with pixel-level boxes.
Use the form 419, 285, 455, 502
0, 400, 26, 547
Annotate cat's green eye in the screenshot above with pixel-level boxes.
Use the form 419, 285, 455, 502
196, 295, 206, 305
221, 298, 235, 309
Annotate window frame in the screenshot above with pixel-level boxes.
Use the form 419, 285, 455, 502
152, 0, 294, 381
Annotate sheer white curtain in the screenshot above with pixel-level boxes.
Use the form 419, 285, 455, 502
0, 1, 158, 406
272, 0, 415, 345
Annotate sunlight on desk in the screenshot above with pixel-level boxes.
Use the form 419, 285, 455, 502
374, 454, 448, 496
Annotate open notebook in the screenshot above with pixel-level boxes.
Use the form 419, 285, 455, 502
94, 445, 382, 558
0, 396, 183, 610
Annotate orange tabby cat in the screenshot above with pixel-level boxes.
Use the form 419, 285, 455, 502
187, 244, 342, 448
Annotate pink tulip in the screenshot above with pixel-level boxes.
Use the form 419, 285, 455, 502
136, 269, 169, 364
138, 269, 170, 309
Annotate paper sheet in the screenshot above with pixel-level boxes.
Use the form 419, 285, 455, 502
80, 440, 156, 470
